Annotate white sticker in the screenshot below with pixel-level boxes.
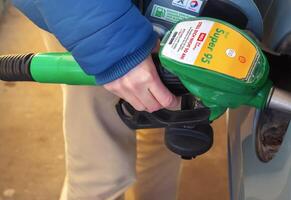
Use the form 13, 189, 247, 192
162, 20, 214, 65
172, 0, 204, 13
226, 49, 236, 58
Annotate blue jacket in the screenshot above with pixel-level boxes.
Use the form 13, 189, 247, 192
13, 0, 157, 84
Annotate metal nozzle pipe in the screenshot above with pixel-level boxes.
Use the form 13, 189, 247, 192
268, 87, 291, 115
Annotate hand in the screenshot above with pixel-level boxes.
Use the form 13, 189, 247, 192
104, 55, 179, 112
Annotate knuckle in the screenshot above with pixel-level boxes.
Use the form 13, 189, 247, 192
104, 84, 112, 90
125, 79, 138, 91
147, 73, 156, 82
113, 83, 123, 92
123, 77, 141, 91
105, 83, 122, 92
141, 72, 154, 83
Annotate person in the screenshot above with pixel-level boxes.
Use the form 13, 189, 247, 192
13, 1, 182, 200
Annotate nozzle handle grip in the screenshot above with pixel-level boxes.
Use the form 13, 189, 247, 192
116, 99, 210, 129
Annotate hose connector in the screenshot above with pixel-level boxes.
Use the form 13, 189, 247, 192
0, 53, 35, 81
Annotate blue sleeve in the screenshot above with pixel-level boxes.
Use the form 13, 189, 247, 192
12, 0, 49, 31
13, 0, 157, 84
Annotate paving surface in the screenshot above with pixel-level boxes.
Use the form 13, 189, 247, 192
0, 6, 229, 200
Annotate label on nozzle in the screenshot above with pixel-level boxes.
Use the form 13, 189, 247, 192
161, 19, 258, 80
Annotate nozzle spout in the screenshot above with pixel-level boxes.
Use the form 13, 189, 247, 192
268, 87, 291, 115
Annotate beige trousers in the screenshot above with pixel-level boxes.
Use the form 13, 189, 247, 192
42, 33, 181, 200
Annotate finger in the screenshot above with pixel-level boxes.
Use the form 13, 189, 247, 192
123, 72, 163, 112
135, 88, 163, 113
149, 78, 180, 109
118, 92, 146, 111
122, 78, 162, 112
105, 85, 146, 111
166, 96, 182, 110
125, 95, 146, 111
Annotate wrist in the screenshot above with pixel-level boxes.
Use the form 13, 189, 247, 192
95, 31, 158, 85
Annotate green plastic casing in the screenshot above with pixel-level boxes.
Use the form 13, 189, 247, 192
30, 52, 97, 85
159, 18, 272, 120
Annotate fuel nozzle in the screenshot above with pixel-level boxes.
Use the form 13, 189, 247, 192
1, 18, 290, 159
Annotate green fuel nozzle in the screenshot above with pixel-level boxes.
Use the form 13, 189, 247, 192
159, 18, 274, 120
1, 18, 290, 159
0, 18, 290, 122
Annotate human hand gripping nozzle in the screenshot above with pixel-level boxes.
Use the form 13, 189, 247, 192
0, 18, 290, 159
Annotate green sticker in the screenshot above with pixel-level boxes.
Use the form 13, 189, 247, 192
151, 4, 195, 24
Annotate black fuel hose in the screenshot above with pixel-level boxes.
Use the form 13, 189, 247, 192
0, 53, 35, 81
